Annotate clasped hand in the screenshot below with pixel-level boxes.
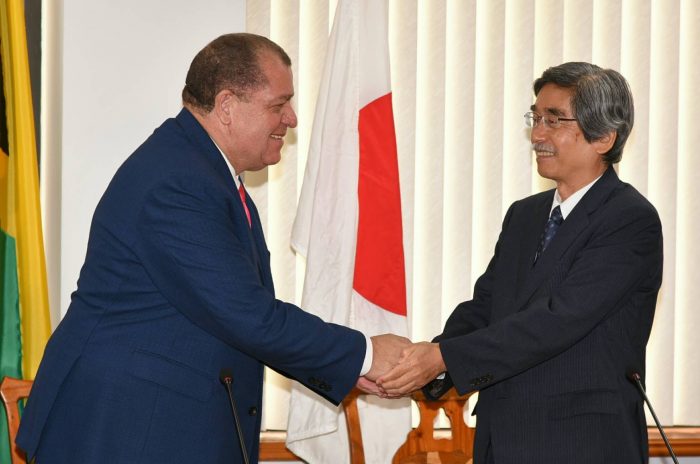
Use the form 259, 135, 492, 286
356, 336, 446, 398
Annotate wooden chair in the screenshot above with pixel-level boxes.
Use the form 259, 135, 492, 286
342, 387, 367, 464
0, 376, 32, 464
343, 386, 475, 464
392, 388, 475, 464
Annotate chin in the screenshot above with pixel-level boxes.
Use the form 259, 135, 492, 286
536, 167, 554, 181
263, 153, 283, 167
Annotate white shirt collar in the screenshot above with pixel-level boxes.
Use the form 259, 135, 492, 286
210, 137, 242, 188
551, 174, 603, 219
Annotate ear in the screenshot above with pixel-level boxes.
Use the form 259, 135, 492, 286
593, 131, 617, 155
213, 89, 236, 124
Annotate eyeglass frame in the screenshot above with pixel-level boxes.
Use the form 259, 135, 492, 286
523, 111, 577, 129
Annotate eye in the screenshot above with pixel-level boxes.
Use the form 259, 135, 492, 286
545, 115, 560, 127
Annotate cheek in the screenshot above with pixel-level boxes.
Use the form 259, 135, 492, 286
552, 132, 574, 150
250, 124, 271, 146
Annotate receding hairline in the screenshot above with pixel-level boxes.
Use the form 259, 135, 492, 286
181, 33, 292, 111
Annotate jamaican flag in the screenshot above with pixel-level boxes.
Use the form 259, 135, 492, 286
1, 0, 51, 460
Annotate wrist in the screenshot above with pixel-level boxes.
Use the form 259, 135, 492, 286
431, 342, 446, 374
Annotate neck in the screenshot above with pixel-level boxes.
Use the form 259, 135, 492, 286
556, 166, 608, 201
184, 105, 243, 173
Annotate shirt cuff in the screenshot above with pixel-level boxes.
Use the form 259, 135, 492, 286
359, 333, 373, 376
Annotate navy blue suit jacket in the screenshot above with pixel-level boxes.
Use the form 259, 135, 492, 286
17, 109, 365, 463
426, 168, 663, 463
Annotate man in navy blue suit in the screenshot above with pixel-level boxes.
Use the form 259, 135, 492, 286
17, 33, 408, 463
379, 63, 663, 463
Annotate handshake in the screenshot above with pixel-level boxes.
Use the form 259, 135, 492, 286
356, 334, 446, 398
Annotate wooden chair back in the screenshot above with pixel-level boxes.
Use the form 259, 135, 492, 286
0, 376, 32, 464
392, 387, 475, 464
343, 386, 475, 464
342, 387, 366, 464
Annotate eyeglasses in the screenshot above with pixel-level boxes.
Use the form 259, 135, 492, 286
524, 111, 577, 129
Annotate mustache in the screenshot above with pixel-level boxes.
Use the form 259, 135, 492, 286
532, 143, 556, 153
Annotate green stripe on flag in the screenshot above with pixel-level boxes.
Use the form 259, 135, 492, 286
0, 228, 22, 462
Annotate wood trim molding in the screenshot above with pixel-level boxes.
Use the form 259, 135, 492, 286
259, 441, 299, 461
258, 427, 700, 461
649, 427, 700, 456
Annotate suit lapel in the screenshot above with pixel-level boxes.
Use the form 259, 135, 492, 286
516, 167, 620, 309
175, 108, 238, 191
515, 194, 553, 299
242, 189, 274, 292
175, 109, 269, 285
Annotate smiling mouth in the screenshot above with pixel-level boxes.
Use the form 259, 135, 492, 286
532, 144, 556, 158
270, 134, 284, 140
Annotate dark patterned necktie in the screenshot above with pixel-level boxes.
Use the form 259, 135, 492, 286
534, 205, 563, 264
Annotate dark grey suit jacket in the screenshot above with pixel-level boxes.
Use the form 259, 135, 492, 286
427, 167, 663, 464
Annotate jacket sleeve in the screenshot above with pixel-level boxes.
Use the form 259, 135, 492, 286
132, 173, 365, 404
434, 204, 517, 343
439, 198, 662, 394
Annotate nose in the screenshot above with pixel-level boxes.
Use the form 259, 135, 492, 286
530, 120, 547, 143
283, 104, 298, 128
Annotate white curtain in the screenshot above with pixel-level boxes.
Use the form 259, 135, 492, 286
246, 0, 700, 429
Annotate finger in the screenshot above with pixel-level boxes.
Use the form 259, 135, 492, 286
356, 377, 385, 395
380, 368, 427, 395
376, 362, 412, 385
385, 381, 421, 396
378, 372, 419, 395
382, 382, 417, 397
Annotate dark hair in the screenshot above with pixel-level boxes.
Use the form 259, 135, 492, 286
533, 62, 634, 165
182, 33, 291, 112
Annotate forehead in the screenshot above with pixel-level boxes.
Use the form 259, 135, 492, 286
255, 52, 294, 101
532, 83, 573, 115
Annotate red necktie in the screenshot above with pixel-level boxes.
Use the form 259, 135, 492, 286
238, 183, 252, 228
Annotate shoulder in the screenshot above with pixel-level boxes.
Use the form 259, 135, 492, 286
512, 189, 554, 209
604, 181, 661, 227
118, 116, 228, 189
580, 181, 663, 253
96, 116, 233, 221
502, 189, 554, 224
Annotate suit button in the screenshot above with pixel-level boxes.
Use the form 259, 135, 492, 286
470, 375, 493, 387
248, 407, 258, 416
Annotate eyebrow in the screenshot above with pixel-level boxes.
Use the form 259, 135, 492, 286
530, 104, 567, 117
271, 94, 294, 105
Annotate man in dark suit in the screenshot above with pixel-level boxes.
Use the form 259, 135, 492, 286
17, 33, 407, 463
379, 62, 663, 463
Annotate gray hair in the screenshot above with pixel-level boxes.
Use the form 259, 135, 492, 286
533, 62, 634, 165
182, 33, 291, 112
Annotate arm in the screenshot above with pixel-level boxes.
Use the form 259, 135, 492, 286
134, 175, 365, 403
377, 204, 516, 395
433, 204, 519, 342
441, 203, 662, 395
381, 198, 662, 397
